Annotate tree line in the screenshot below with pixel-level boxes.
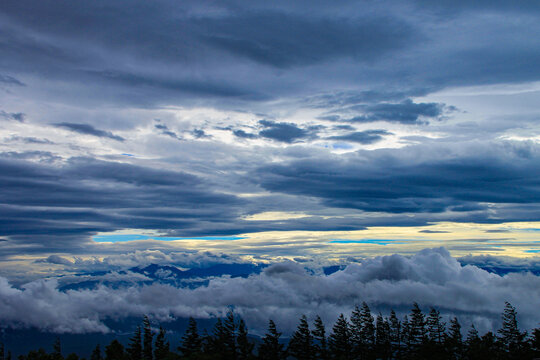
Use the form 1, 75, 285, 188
6, 302, 540, 360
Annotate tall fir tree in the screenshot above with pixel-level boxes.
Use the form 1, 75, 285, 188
445, 317, 462, 359
312, 316, 328, 360
237, 318, 254, 360
426, 308, 446, 345
287, 315, 314, 360
52, 338, 63, 360
350, 302, 375, 359
0, 342, 4, 360
127, 325, 143, 360
530, 328, 540, 358
179, 317, 202, 359
90, 345, 102, 360
401, 315, 411, 349
223, 310, 238, 359
388, 310, 402, 358
105, 340, 125, 360
154, 327, 169, 360
497, 301, 524, 352
143, 316, 154, 360
408, 303, 427, 347
328, 314, 352, 360
258, 320, 286, 360
375, 313, 391, 360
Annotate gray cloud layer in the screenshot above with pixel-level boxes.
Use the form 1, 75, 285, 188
1, 248, 538, 335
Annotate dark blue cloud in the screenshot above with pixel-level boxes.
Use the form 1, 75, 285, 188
199, 12, 414, 68
254, 141, 540, 214
0, 110, 25, 122
327, 130, 391, 144
0, 74, 24, 86
54, 123, 125, 141
258, 120, 311, 143
233, 129, 258, 139
322, 99, 446, 125
155, 123, 182, 140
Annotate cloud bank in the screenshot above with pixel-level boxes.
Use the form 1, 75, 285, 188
1, 248, 539, 335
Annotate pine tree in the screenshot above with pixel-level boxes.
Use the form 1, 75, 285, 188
287, 315, 314, 360
328, 314, 352, 360
465, 324, 482, 359
388, 310, 402, 358
105, 340, 125, 360
223, 310, 238, 359
497, 301, 524, 352
237, 319, 254, 360
445, 317, 462, 359
127, 325, 143, 360
179, 317, 202, 358
52, 338, 63, 360
375, 313, 391, 360
0, 342, 4, 360
350, 303, 375, 359
258, 320, 286, 360
154, 327, 169, 360
401, 315, 411, 349
91, 345, 102, 360
426, 308, 446, 345
312, 316, 328, 360
409, 303, 427, 347
530, 328, 540, 358
6, 351, 10, 360
143, 316, 154, 360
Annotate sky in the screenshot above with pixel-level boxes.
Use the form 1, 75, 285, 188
2, 0, 540, 335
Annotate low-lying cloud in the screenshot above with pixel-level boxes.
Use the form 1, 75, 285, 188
2, 248, 539, 335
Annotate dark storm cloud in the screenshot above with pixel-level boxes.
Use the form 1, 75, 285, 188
54, 123, 125, 141
254, 141, 540, 215
258, 120, 311, 143
0, 156, 243, 247
322, 100, 446, 125
1, 0, 540, 110
327, 130, 392, 144
198, 12, 414, 68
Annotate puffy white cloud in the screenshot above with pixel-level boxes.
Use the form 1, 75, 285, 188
2, 248, 540, 335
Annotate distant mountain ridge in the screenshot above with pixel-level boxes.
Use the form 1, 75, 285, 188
59, 263, 268, 291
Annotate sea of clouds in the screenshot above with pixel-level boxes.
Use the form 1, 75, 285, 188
1, 248, 539, 335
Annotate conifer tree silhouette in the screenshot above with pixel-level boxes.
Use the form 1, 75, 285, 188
179, 317, 202, 358
388, 310, 402, 358
143, 316, 154, 360
237, 318, 254, 360
154, 326, 169, 360
409, 303, 427, 348
497, 301, 525, 354
105, 340, 125, 360
312, 316, 328, 360
90, 344, 102, 360
258, 320, 286, 360
127, 325, 143, 360
287, 315, 314, 360
52, 338, 63, 360
328, 314, 352, 360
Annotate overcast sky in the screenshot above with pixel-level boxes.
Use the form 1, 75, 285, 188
2, 0, 540, 334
